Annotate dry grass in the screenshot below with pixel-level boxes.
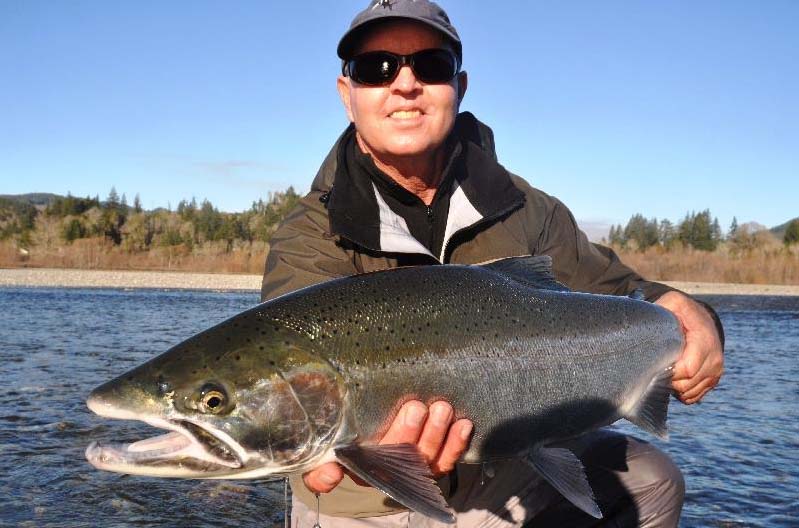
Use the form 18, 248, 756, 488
0, 238, 269, 275
615, 243, 799, 285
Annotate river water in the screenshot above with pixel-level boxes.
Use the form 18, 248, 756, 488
0, 287, 797, 527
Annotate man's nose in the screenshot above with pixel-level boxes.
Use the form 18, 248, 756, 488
391, 64, 422, 93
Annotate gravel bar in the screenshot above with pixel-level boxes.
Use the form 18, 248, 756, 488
1, 268, 798, 296
0, 268, 261, 291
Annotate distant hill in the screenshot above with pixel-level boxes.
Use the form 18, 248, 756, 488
0, 193, 65, 207
770, 217, 799, 239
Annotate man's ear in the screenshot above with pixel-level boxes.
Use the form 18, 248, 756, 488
337, 76, 355, 123
457, 71, 468, 104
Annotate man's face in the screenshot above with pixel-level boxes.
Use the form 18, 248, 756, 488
337, 20, 466, 160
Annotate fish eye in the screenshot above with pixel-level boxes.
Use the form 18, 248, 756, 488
197, 383, 229, 414
201, 391, 226, 413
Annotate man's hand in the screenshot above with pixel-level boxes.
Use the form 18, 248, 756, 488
655, 291, 724, 405
303, 400, 474, 494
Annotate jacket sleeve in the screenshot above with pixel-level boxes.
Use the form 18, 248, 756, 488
260, 191, 358, 302
533, 197, 725, 346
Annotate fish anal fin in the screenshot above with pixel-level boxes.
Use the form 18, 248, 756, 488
481, 255, 571, 292
525, 445, 602, 519
624, 365, 674, 439
335, 443, 454, 524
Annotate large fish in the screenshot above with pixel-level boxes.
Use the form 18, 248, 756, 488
85, 256, 683, 522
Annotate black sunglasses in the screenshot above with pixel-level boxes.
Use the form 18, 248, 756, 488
343, 48, 460, 86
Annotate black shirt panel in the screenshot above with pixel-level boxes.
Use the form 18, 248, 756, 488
349, 132, 462, 258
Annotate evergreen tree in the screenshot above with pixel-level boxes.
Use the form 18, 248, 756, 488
61, 218, 86, 243
678, 209, 718, 251
712, 217, 722, 245
623, 214, 659, 251
608, 224, 625, 246
728, 216, 738, 241
785, 219, 799, 246
133, 193, 143, 214
659, 219, 676, 247
107, 187, 120, 209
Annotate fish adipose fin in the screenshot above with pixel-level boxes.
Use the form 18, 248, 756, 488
525, 445, 602, 519
628, 288, 646, 301
481, 255, 571, 292
335, 443, 455, 524
624, 365, 674, 439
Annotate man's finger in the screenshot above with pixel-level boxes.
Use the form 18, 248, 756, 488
303, 462, 344, 493
676, 376, 718, 404
685, 385, 715, 405
416, 401, 453, 462
671, 344, 703, 381
379, 400, 428, 445
431, 419, 473, 476
672, 374, 701, 396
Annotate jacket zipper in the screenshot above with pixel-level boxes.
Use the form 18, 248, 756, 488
439, 197, 527, 263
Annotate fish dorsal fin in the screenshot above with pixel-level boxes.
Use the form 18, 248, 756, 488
481, 255, 571, 292
623, 365, 675, 439
525, 445, 602, 519
335, 443, 454, 523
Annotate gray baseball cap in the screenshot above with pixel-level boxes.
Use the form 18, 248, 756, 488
337, 0, 462, 61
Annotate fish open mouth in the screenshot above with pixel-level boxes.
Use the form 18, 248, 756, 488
86, 402, 244, 477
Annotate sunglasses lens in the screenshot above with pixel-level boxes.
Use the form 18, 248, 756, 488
349, 53, 399, 86
412, 49, 458, 83
347, 49, 459, 86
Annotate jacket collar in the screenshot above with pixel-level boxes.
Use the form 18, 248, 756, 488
318, 112, 525, 262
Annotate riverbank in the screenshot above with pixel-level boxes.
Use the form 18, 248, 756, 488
0, 268, 261, 291
2, 267, 799, 296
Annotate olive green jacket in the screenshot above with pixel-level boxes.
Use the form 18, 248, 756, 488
260, 113, 680, 518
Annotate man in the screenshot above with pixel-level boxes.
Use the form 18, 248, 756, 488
261, 1, 724, 526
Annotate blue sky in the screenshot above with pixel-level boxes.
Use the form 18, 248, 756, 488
1, 1, 797, 236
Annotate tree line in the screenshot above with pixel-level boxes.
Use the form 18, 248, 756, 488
0, 187, 301, 252
3, 189, 798, 254
608, 210, 799, 251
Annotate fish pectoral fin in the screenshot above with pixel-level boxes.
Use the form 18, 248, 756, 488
624, 365, 674, 439
335, 443, 454, 524
480, 255, 571, 292
525, 445, 602, 519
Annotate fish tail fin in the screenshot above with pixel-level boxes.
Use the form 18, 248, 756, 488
623, 365, 674, 439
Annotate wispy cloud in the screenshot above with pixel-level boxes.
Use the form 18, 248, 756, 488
577, 219, 613, 243
189, 160, 298, 194
192, 160, 291, 178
